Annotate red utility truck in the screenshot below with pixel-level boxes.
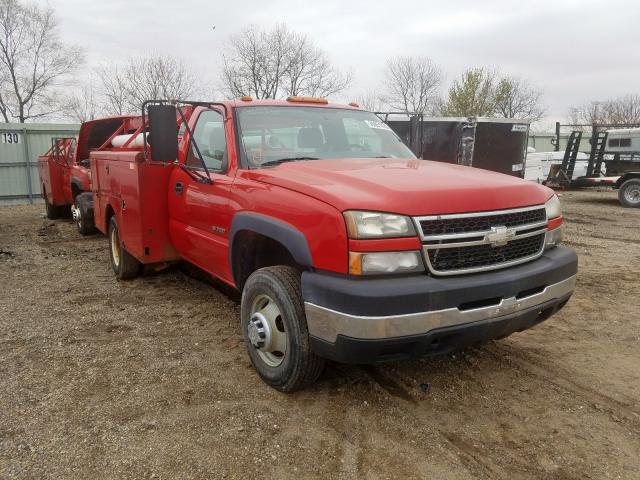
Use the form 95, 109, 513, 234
82, 97, 576, 392
37, 116, 140, 234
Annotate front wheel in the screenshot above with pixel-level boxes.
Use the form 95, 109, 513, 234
618, 178, 640, 208
73, 194, 96, 235
241, 266, 325, 392
108, 216, 140, 280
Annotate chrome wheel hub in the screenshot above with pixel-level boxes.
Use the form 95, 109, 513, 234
248, 294, 287, 367
71, 204, 80, 222
625, 186, 640, 204
248, 312, 271, 350
110, 227, 120, 266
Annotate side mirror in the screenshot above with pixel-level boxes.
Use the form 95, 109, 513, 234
147, 104, 178, 162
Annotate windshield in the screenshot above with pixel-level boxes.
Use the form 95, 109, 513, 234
236, 106, 416, 168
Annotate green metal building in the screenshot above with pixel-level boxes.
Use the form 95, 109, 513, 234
0, 122, 79, 205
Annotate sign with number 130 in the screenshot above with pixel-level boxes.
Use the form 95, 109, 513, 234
1, 132, 21, 144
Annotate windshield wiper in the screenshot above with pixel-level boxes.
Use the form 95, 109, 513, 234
260, 156, 319, 167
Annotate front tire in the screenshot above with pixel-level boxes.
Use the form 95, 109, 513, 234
73, 194, 96, 235
618, 178, 640, 208
241, 266, 325, 392
108, 216, 140, 280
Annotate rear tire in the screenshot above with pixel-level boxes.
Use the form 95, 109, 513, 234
44, 188, 59, 219
108, 216, 140, 280
618, 179, 640, 208
45, 200, 58, 219
241, 266, 325, 392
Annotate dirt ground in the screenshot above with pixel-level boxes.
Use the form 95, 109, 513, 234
0, 190, 638, 480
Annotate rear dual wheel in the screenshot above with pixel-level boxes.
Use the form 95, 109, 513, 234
43, 187, 61, 219
45, 198, 59, 219
241, 266, 325, 392
108, 216, 140, 280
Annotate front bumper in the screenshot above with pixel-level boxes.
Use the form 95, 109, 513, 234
302, 246, 577, 363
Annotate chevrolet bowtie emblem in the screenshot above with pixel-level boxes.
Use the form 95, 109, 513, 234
485, 226, 516, 247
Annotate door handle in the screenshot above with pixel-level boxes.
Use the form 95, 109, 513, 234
174, 181, 184, 195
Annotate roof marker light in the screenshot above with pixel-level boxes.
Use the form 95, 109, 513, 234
240, 95, 253, 102
286, 96, 328, 104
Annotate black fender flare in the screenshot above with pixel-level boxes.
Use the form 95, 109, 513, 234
70, 177, 85, 197
229, 212, 313, 285
615, 172, 640, 189
76, 191, 94, 209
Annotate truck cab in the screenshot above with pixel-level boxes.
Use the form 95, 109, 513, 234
38, 136, 80, 218
88, 98, 578, 392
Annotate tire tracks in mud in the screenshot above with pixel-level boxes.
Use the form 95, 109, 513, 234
358, 343, 639, 480
359, 365, 509, 480
484, 344, 640, 429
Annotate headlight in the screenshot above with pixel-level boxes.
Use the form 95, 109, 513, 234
349, 251, 424, 275
344, 211, 416, 239
545, 195, 561, 219
544, 195, 563, 249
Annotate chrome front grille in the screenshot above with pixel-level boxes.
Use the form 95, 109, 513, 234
419, 207, 546, 236
415, 206, 547, 276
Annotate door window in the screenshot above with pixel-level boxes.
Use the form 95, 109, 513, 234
186, 110, 227, 171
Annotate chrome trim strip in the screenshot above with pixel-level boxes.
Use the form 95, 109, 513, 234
424, 228, 546, 250
305, 275, 576, 343
415, 204, 546, 222
421, 221, 548, 242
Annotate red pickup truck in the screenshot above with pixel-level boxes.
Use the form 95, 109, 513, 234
83, 97, 577, 392
38, 116, 140, 234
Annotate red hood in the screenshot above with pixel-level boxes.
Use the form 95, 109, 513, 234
245, 158, 553, 215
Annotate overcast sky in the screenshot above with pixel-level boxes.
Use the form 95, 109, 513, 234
40, 0, 640, 128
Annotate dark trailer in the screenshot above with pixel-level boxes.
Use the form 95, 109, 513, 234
379, 115, 530, 178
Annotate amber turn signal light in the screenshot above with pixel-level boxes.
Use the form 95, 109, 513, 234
547, 215, 564, 230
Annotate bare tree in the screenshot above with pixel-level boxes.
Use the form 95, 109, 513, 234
568, 101, 602, 126
601, 94, 640, 124
65, 83, 98, 123
0, 0, 82, 122
95, 64, 129, 116
95, 55, 198, 115
283, 31, 351, 98
354, 90, 386, 112
121, 55, 198, 113
382, 56, 442, 114
493, 76, 545, 122
569, 95, 640, 126
221, 24, 351, 100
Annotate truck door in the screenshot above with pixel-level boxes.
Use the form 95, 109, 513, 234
168, 109, 234, 280
60, 138, 76, 203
